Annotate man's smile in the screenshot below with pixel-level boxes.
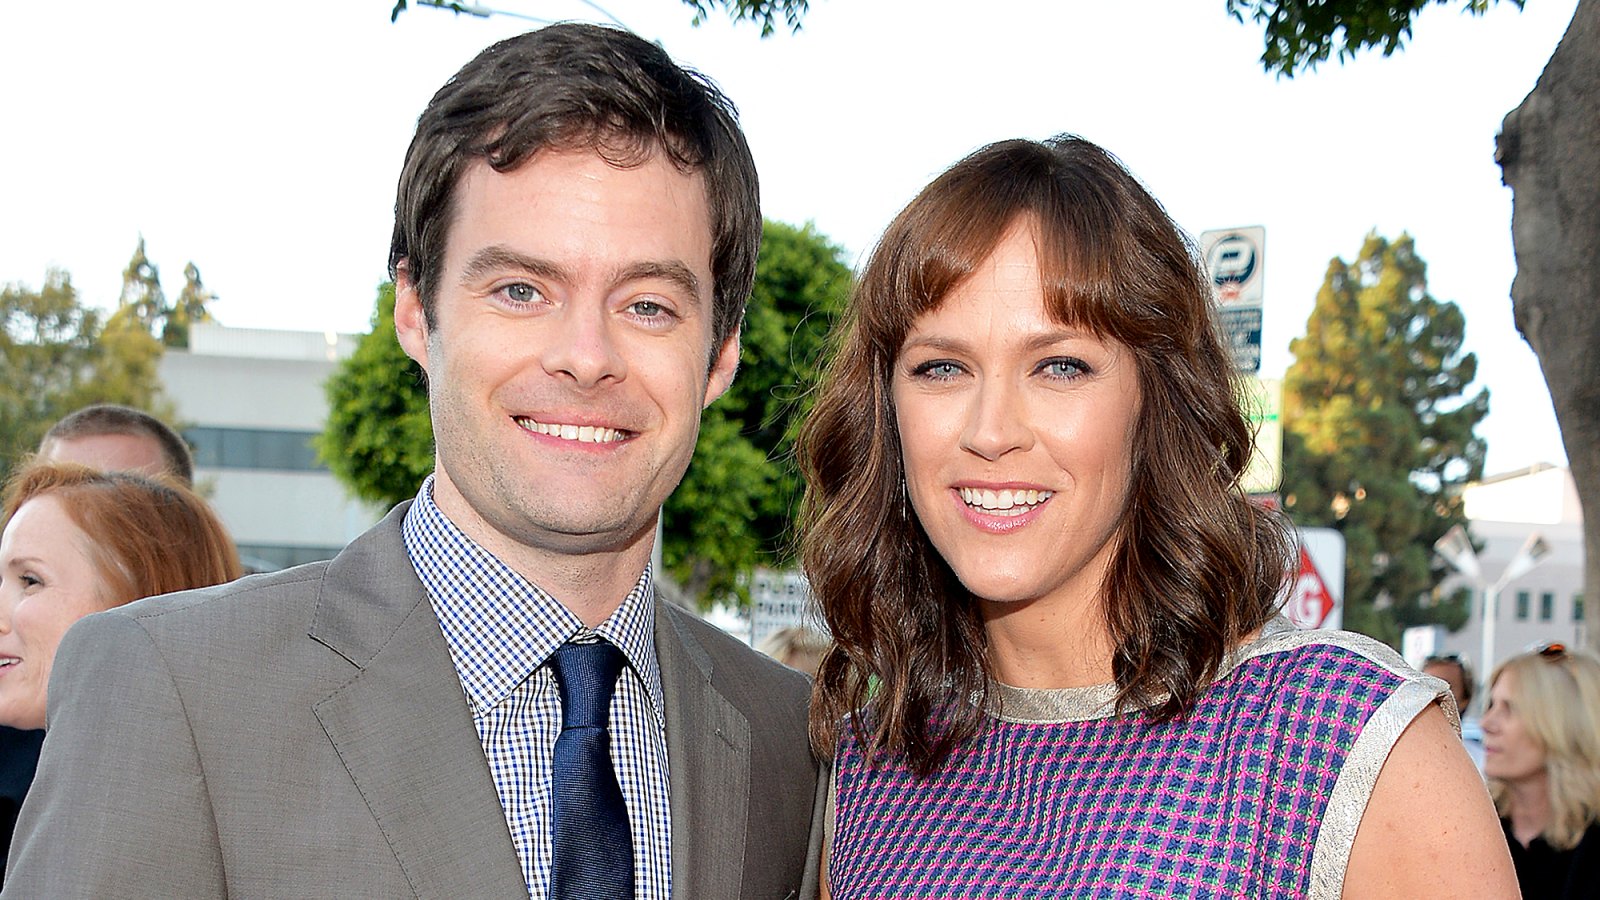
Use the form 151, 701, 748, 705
513, 416, 632, 444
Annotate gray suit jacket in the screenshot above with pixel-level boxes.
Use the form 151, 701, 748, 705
4, 503, 825, 899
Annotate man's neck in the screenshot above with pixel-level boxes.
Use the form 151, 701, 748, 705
510, 543, 653, 628
425, 476, 657, 627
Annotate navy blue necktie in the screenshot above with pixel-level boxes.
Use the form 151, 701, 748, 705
549, 639, 635, 900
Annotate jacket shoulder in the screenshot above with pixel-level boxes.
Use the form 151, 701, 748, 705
657, 603, 812, 705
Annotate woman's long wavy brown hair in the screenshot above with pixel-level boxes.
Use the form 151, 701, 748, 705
798, 135, 1293, 776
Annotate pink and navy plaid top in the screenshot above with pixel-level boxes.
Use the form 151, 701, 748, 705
828, 622, 1448, 899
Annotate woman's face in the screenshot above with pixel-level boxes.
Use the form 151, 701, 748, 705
891, 223, 1141, 614
0, 495, 111, 730
1481, 667, 1548, 787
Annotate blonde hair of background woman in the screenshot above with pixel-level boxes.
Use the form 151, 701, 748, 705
1489, 646, 1600, 849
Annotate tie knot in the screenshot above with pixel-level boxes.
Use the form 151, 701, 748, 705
551, 639, 627, 729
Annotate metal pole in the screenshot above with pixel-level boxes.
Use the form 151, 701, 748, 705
1479, 583, 1497, 700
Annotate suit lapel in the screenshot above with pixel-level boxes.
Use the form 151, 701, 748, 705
309, 505, 527, 900
657, 603, 751, 899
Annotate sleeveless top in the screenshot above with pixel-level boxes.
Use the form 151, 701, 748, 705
828, 619, 1451, 899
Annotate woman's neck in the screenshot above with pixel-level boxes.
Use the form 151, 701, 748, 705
982, 591, 1113, 689
1503, 773, 1554, 847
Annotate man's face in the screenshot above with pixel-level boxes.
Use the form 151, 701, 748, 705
395, 149, 738, 572
42, 432, 169, 478
1423, 660, 1469, 711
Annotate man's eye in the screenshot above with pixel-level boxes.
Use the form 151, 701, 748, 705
500, 283, 542, 304
630, 300, 677, 321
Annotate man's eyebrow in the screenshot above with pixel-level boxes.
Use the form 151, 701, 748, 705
458, 245, 570, 285
457, 247, 704, 303
615, 260, 704, 304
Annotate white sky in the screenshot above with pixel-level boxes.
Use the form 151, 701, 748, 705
0, 0, 1578, 476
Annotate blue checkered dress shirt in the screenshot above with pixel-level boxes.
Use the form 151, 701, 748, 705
402, 477, 672, 899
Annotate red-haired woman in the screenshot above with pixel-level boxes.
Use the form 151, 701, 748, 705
0, 462, 241, 730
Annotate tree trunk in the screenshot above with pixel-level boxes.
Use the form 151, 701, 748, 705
1497, 0, 1600, 608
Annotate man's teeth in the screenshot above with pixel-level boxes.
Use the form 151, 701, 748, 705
960, 487, 1054, 515
516, 419, 626, 444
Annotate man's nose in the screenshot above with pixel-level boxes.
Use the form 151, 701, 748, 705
541, 303, 626, 388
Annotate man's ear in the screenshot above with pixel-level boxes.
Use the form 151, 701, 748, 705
393, 261, 431, 373
703, 329, 741, 409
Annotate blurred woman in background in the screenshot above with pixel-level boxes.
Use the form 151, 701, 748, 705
1483, 644, 1600, 898
0, 462, 241, 730
758, 625, 833, 678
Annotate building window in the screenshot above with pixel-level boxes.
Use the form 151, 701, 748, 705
236, 544, 343, 572
186, 427, 325, 472
1540, 591, 1555, 622
1576, 593, 1586, 622
1516, 591, 1531, 621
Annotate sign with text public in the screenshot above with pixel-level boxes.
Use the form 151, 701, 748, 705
1200, 226, 1266, 373
748, 569, 814, 647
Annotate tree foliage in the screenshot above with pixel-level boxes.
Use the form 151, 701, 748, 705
389, 0, 809, 36
115, 238, 219, 349
1227, 0, 1523, 76
319, 220, 851, 607
166, 263, 219, 349
663, 219, 851, 604
318, 282, 435, 506
120, 237, 166, 336
1281, 232, 1487, 645
0, 270, 168, 476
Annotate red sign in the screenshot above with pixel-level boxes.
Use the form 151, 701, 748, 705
1287, 546, 1336, 629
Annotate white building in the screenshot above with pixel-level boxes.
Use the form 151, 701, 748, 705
1420, 463, 1586, 684
159, 323, 386, 571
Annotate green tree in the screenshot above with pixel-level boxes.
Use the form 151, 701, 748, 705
319, 220, 851, 607
1227, 0, 1522, 76
318, 282, 435, 506
165, 263, 219, 349
1232, 0, 1600, 610
120, 236, 166, 336
117, 239, 218, 348
1281, 233, 1487, 646
0, 270, 168, 476
662, 219, 851, 604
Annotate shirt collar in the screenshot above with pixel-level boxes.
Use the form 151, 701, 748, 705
401, 476, 664, 720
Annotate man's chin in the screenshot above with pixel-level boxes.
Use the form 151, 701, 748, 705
498, 512, 659, 558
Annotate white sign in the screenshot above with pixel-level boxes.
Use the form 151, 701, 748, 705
1284, 527, 1345, 630
1200, 226, 1266, 373
748, 569, 814, 646
1241, 377, 1282, 495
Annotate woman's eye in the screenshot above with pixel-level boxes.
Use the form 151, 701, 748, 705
1040, 357, 1090, 380
912, 361, 963, 380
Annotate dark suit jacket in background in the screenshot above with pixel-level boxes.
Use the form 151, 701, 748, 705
0, 726, 43, 891
4, 503, 825, 899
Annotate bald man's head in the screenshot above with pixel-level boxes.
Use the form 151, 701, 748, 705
39, 405, 193, 484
